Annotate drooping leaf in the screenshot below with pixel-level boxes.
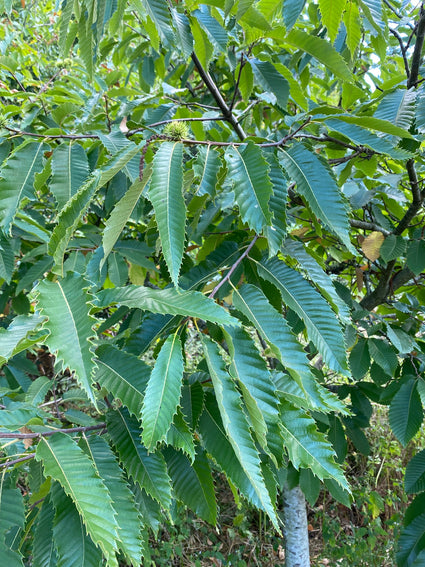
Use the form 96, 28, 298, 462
95, 344, 150, 416
98, 132, 140, 183
258, 257, 349, 375
50, 143, 89, 212
344, 0, 361, 57
249, 59, 289, 110
193, 146, 221, 197
32, 495, 58, 567
141, 333, 184, 449
86, 436, 143, 566
0, 142, 46, 233
0, 313, 46, 366
34, 273, 97, 405
397, 510, 425, 567
282, 0, 306, 29
171, 8, 193, 58
36, 433, 119, 565
279, 401, 349, 489
319, 0, 346, 43
100, 166, 151, 269
193, 5, 228, 53
165, 408, 195, 461
285, 29, 352, 80
148, 142, 185, 285
263, 150, 288, 256
50, 483, 103, 567
0, 231, 14, 283
225, 142, 272, 232
389, 378, 423, 446
163, 446, 217, 524
107, 408, 172, 507
406, 240, 425, 275
202, 337, 279, 528
97, 286, 238, 326
375, 88, 417, 131
405, 450, 425, 494
280, 144, 353, 251
140, 0, 174, 45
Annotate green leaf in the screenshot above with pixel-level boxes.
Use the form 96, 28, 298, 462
202, 337, 279, 528
282, 0, 306, 29
284, 238, 351, 323
193, 5, 228, 53
407, 240, 425, 275
0, 313, 46, 366
225, 142, 273, 232
34, 273, 97, 406
343, 0, 361, 57
264, 151, 288, 256
141, 333, 184, 449
171, 8, 193, 58
51, 483, 103, 567
405, 450, 425, 494
164, 446, 217, 524
48, 173, 100, 275
319, 0, 346, 43
107, 408, 172, 507
258, 257, 349, 375
380, 235, 406, 263
78, 11, 93, 80
32, 495, 58, 567
141, 0, 174, 45
368, 338, 398, 376
285, 29, 352, 80
194, 146, 221, 197
389, 378, 423, 446
0, 142, 46, 233
0, 487, 24, 566
97, 286, 238, 326
249, 59, 289, 109
98, 132, 140, 183
86, 436, 143, 566
349, 338, 370, 380
0, 231, 14, 283
95, 344, 150, 416
50, 143, 89, 212
397, 511, 425, 567
328, 114, 415, 139
16, 256, 53, 295
280, 144, 352, 251
165, 408, 195, 461
36, 433, 119, 565
375, 88, 417, 131
279, 401, 349, 489
26, 376, 51, 406
148, 142, 185, 285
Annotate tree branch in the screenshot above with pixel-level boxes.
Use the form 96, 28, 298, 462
191, 52, 246, 141
350, 219, 391, 236
0, 453, 36, 470
0, 423, 106, 439
407, 7, 425, 89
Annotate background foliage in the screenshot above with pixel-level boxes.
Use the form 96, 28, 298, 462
1, 0, 425, 565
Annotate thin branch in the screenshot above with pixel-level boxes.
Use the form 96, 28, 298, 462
191, 52, 246, 141
407, 7, 425, 89
389, 27, 410, 78
3, 126, 99, 140
209, 236, 259, 299
350, 219, 391, 236
0, 453, 36, 469
229, 53, 245, 111
0, 423, 106, 439
384, 0, 402, 18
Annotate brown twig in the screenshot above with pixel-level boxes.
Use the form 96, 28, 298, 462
0, 423, 106, 439
0, 453, 36, 469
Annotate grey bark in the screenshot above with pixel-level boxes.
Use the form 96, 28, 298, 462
282, 483, 310, 567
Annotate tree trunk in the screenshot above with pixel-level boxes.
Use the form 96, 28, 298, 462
282, 483, 310, 567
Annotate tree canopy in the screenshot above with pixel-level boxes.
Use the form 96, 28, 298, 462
1, 0, 425, 565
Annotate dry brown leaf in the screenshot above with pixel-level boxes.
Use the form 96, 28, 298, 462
361, 231, 385, 261
19, 426, 33, 449
355, 266, 364, 292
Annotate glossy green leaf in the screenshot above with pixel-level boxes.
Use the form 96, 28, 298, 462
51, 483, 103, 567
286, 29, 352, 80
407, 240, 425, 275
225, 142, 272, 232
280, 144, 352, 251
0, 231, 14, 283
0, 142, 46, 233
405, 450, 425, 494
375, 88, 417, 131
282, 0, 305, 29
165, 408, 195, 461
258, 258, 349, 375
250, 59, 289, 110
36, 433, 119, 565
202, 337, 279, 528
107, 408, 172, 507
279, 401, 349, 489
194, 146, 220, 197
164, 446, 217, 524
86, 436, 143, 566
32, 495, 58, 567
148, 142, 185, 285
319, 0, 346, 43
0, 313, 46, 366
389, 378, 423, 446
141, 333, 184, 449
95, 344, 150, 416
98, 285, 238, 325
50, 143, 89, 212
35, 273, 97, 405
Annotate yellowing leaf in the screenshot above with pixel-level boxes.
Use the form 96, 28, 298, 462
362, 231, 385, 261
